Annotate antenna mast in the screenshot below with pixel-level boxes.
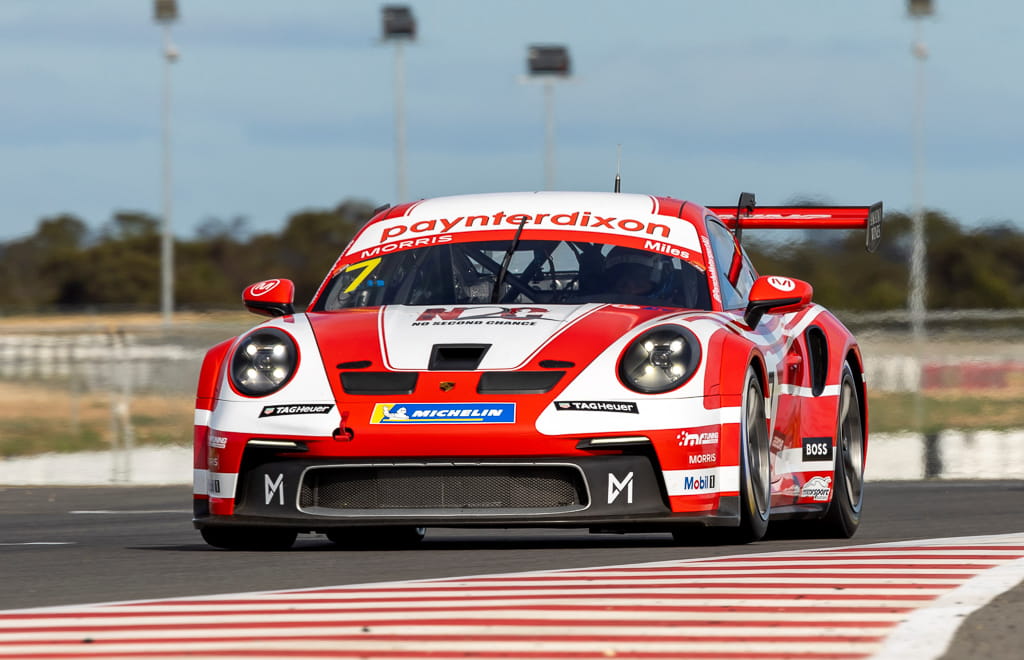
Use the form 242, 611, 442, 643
613, 144, 622, 192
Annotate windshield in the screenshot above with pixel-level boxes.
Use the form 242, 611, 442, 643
314, 239, 711, 311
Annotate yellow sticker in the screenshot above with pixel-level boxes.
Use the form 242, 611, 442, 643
342, 258, 382, 293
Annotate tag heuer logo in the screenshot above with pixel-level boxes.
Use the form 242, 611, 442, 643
259, 404, 334, 418
554, 400, 639, 414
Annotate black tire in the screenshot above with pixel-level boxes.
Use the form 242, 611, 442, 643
676, 366, 770, 545
817, 362, 866, 538
200, 526, 297, 551
326, 526, 426, 549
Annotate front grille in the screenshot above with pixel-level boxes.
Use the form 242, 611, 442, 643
299, 464, 588, 516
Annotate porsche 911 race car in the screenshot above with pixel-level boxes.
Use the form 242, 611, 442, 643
193, 191, 882, 550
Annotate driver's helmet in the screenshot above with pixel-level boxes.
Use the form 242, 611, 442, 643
603, 246, 673, 297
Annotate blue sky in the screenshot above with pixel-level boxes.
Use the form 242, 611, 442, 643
0, 0, 1020, 242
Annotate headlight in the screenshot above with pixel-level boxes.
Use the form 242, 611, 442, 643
618, 326, 700, 394
229, 328, 298, 396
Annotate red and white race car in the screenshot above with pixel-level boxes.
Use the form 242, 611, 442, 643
193, 191, 882, 549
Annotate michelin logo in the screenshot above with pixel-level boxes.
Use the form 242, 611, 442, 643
381, 405, 410, 420
371, 403, 515, 424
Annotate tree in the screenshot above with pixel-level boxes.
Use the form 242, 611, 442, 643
3, 199, 1021, 313
0, 214, 91, 310
81, 212, 162, 305
175, 217, 250, 307
274, 200, 376, 303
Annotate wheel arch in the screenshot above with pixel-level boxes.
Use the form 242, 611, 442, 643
806, 311, 869, 447
711, 330, 768, 400
196, 337, 235, 406
843, 345, 869, 454
749, 350, 769, 400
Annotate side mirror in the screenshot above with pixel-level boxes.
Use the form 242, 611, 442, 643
243, 279, 295, 318
744, 276, 813, 328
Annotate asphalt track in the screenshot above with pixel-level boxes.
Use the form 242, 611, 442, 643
0, 480, 1021, 658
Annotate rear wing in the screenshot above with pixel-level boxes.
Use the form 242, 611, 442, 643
708, 194, 883, 252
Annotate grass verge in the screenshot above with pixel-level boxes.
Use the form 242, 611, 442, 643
2, 383, 1022, 459
868, 389, 1024, 434
0, 382, 192, 458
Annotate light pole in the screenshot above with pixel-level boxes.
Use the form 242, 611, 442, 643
908, 0, 934, 469
154, 0, 178, 325
526, 45, 571, 190
908, 0, 931, 342
382, 5, 415, 204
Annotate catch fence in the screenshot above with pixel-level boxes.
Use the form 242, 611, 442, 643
1, 310, 1022, 482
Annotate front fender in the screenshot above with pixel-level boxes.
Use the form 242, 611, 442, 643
193, 338, 234, 515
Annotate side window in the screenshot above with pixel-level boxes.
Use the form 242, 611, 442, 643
734, 246, 758, 301
705, 219, 752, 309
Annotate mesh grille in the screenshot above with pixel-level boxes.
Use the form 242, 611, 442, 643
299, 465, 587, 514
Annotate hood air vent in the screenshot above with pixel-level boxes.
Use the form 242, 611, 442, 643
478, 371, 565, 394
429, 344, 490, 370
340, 371, 418, 395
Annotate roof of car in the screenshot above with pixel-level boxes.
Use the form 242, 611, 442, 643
344, 191, 709, 262
375, 190, 704, 220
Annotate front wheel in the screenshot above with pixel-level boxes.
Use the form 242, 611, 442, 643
676, 365, 770, 545
732, 366, 771, 542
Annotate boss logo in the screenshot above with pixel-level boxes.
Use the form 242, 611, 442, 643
802, 437, 834, 462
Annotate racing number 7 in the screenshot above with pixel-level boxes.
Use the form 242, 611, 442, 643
342, 257, 382, 293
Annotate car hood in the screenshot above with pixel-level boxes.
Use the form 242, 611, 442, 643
306, 304, 685, 371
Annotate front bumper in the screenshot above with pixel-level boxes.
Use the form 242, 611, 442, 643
193, 454, 740, 531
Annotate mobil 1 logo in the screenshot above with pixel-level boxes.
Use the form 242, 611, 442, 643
802, 437, 834, 462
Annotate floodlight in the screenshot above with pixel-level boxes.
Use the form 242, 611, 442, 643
383, 5, 416, 40
528, 45, 570, 76
154, 0, 178, 23
908, 0, 934, 17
